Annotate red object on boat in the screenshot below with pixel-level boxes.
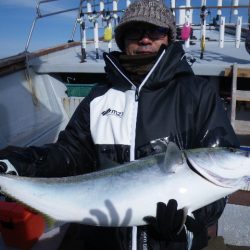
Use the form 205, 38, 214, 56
0, 201, 45, 250
181, 23, 191, 41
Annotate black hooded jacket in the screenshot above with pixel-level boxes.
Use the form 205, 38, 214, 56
1, 42, 239, 250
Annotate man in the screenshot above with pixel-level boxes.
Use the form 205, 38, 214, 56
0, 0, 239, 249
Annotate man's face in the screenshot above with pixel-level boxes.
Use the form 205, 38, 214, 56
124, 23, 169, 55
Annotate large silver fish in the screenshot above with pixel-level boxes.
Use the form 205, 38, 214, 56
0, 142, 249, 227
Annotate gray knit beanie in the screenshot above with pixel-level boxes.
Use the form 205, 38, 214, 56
115, 0, 176, 51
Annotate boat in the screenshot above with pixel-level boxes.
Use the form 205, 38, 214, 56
0, 0, 250, 249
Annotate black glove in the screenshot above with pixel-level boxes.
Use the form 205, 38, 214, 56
0, 145, 50, 177
0, 144, 78, 178
0, 149, 20, 201
0, 146, 34, 176
0, 160, 18, 175
144, 199, 187, 242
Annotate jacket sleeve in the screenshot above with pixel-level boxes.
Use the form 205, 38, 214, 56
0, 94, 97, 177
194, 78, 240, 149
191, 78, 239, 228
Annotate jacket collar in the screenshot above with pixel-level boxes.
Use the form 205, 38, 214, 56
103, 42, 194, 90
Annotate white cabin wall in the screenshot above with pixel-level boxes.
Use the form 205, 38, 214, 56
0, 69, 69, 149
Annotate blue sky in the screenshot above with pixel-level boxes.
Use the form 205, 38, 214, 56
0, 0, 249, 59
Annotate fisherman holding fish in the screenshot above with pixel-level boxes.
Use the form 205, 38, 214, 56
0, 0, 240, 250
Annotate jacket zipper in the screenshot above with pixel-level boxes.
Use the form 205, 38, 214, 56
106, 51, 166, 250
135, 88, 139, 101
105, 54, 135, 88
131, 50, 167, 250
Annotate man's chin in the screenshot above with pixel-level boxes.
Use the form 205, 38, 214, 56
136, 51, 155, 55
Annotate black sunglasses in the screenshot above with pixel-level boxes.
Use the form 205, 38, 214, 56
124, 27, 169, 41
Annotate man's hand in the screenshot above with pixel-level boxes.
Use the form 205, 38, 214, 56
0, 160, 18, 175
144, 199, 187, 242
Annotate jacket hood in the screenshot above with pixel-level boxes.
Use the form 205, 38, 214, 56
145, 42, 194, 90
103, 42, 194, 90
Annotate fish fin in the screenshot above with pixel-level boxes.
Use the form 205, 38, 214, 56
20, 201, 56, 229
20, 204, 56, 229
163, 142, 184, 173
20, 203, 56, 229
42, 213, 56, 229
1, 192, 56, 229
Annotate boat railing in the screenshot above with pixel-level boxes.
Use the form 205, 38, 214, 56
24, 0, 249, 59
25, 0, 83, 53
25, 0, 126, 56
20, 0, 249, 106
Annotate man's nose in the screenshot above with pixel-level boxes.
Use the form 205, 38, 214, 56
138, 34, 152, 43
